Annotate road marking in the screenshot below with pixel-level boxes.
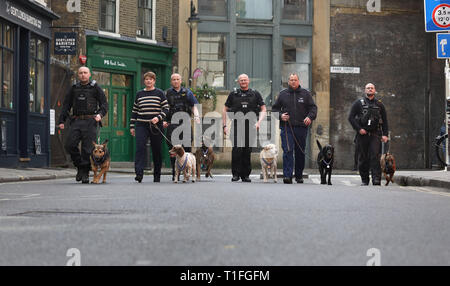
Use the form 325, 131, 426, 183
342, 180, 355, 187
401, 186, 450, 197
311, 178, 321, 184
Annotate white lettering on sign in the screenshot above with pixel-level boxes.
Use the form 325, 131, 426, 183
6, 1, 42, 29
330, 66, 361, 74
66, 0, 81, 13
104, 59, 127, 68
367, 0, 381, 13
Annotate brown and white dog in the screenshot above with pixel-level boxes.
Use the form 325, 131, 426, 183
260, 143, 278, 183
90, 139, 110, 184
380, 152, 396, 186
194, 141, 215, 181
169, 145, 196, 183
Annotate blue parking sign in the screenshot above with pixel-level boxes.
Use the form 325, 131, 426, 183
437, 33, 450, 58
425, 0, 450, 32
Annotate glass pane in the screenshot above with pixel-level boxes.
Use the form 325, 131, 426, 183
107, 1, 115, 32
29, 61, 36, 112
92, 70, 111, 86
236, 0, 272, 20
30, 36, 36, 58
196, 60, 226, 88
122, 93, 127, 128
36, 61, 45, 114
0, 23, 2, 46
113, 93, 118, 127
102, 88, 109, 127
145, 0, 152, 9
3, 51, 13, 109
4, 24, 14, 49
144, 9, 152, 38
198, 0, 227, 17
282, 0, 307, 21
37, 38, 45, 60
112, 74, 132, 87
283, 37, 310, 63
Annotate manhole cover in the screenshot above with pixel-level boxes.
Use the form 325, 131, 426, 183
8, 210, 125, 217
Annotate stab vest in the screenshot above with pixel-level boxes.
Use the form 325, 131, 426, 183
359, 97, 382, 132
230, 88, 259, 115
72, 80, 99, 116
167, 87, 191, 116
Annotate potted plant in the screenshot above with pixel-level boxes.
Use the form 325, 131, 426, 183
191, 83, 217, 114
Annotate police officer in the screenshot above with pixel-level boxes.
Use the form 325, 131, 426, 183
348, 83, 389, 186
272, 73, 317, 184
163, 73, 200, 181
58, 67, 108, 183
222, 74, 266, 182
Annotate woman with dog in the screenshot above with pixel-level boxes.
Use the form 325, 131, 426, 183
130, 71, 169, 183
272, 73, 317, 184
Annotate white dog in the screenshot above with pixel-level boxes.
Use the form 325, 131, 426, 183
169, 145, 196, 183
260, 143, 278, 183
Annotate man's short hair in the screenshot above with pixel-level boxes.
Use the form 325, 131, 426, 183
143, 71, 156, 81
289, 73, 300, 80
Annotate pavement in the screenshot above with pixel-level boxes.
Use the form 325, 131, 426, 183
0, 166, 448, 190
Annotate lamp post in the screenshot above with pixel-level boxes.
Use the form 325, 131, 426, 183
186, 0, 200, 87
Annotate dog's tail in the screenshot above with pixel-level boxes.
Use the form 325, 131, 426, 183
316, 140, 323, 151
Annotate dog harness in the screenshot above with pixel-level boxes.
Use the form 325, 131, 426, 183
262, 158, 274, 168
176, 156, 188, 172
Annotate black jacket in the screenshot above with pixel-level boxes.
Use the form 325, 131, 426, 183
272, 86, 317, 127
348, 96, 389, 136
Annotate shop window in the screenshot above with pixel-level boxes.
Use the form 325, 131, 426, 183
198, 0, 227, 18
236, 0, 272, 20
282, 37, 311, 89
137, 0, 153, 39
92, 70, 111, 86
282, 0, 308, 21
196, 33, 226, 88
100, 0, 116, 33
29, 35, 46, 114
1, 23, 14, 110
112, 74, 132, 87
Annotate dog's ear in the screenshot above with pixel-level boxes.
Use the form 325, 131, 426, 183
92, 141, 97, 147
102, 139, 109, 146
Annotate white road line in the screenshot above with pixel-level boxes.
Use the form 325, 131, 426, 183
311, 178, 321, 184
342, 180, 355, 187
401, 186, 450, 197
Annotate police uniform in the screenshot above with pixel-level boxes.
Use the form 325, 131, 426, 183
165, 87, 198, 180
225, 88, 265, 181
348, 96, 389, 185
58, 80, 108, 183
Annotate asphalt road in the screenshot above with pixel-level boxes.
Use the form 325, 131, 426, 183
0, 174, 449, 266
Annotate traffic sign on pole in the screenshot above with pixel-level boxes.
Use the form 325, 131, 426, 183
437, 33, 450, 58
425, 0, 450, 32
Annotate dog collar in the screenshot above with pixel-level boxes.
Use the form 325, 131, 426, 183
203, 148, 209, 157
320, 158, 332, 168
177, 156, 188, 171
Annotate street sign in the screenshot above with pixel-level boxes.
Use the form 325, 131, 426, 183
437, 33, 450, 58
425, 0, 450, 32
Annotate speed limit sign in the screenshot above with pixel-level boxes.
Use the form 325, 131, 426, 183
425, 0, 450, 32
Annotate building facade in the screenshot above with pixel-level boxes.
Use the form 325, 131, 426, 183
50, 0, 176, 167
0, 0, 59, 168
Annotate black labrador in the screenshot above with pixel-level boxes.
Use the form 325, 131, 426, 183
316, 140, 334, 185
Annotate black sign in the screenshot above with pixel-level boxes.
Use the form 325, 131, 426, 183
34, 134, 41, 155
54, 32, 77, 55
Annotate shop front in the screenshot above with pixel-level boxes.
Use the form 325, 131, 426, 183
0, 0, 58, 167
86, 33, 175, 165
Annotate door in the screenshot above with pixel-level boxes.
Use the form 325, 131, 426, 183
236, 35, 272, 104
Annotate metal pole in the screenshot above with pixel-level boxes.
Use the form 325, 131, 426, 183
446, 59, 450, 171
189, 23, 193, 87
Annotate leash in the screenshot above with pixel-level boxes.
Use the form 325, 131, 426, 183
150, 122, 173, 146
285, 119, 316, 162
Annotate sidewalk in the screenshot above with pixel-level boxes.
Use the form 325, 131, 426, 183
0, 167, 448, 189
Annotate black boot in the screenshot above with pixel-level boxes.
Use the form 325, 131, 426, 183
76, 166, 83, 182
283, 177, 293, 184
81, 166, 90, 184
135, 174, 143, 183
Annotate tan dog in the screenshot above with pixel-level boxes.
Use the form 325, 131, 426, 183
260, 143, 278, 183
169, 145, 196, 183
380, 152, 396, 186
194, 142, 215, 181
90, 139, 110, 184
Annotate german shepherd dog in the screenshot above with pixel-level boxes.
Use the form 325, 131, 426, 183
380, 152, 396, 186
90, 139, 110, 184
316, 140, 334, 185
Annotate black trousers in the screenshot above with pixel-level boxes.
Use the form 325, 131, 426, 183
166, 123, 192, 177
356, 133, 381, 183
231, 120, 253, 178
65, 118, 98, 169
135, 122, 162, 178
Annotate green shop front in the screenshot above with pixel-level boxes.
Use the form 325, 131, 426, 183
86, 33, 175, 166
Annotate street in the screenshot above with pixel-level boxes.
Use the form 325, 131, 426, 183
0, 174, 449, 266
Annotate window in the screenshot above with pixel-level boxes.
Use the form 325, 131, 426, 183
1, 22, 14, 110
282, 0, 308, 21
236, 0, 272, 20
198, 0, 227, 17
282, 37, 311, 89
100, 0, 116, 33
29, 34, 46, 114
137, 0, 153, 38
197, 33, 227, 88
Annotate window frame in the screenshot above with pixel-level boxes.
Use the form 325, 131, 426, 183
196, 33, 228, 89
99, 0, 119, 34
29, 33, 47, 115
0, 21, 15, 111
136, 0, 155, 40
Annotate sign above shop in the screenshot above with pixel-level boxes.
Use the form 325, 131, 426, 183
54, 32, 77, 55
91, 56, 136, 71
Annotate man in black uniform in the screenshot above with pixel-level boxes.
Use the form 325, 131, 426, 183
163, 73, 200, 181
348, 83, 389, 186
58, 67, 108, 183
222, 74, 266, 182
